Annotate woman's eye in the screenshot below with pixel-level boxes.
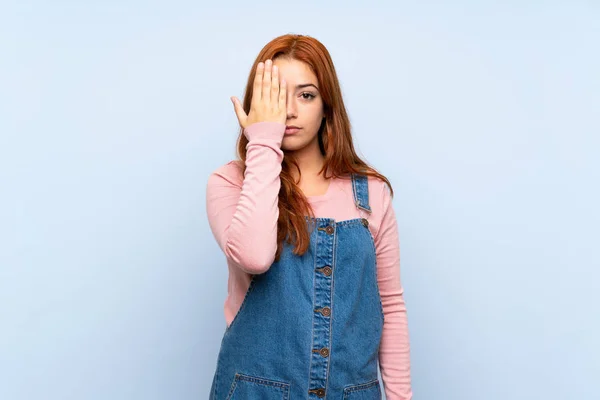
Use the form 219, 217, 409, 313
301, 92, 316, 100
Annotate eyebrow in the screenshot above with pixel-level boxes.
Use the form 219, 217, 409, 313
294, 83, 319, 91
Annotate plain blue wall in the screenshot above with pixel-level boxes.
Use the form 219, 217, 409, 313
1, 1, 598, 399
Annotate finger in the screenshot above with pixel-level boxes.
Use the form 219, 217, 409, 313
252, 62, 264, 104
262, 59, 272, 105
279, 79, 287, 112
271, 65, 280, 105
231, 96, 247, 126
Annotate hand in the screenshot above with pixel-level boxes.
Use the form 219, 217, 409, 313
231, 59, 287, 129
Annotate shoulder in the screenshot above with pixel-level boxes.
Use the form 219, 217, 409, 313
207, 160, 244, 189
366, 174, 393, 206
364, 175, 395, 240
339, 173, 392, 212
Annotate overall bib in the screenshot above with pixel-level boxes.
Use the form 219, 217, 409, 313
210, 174, 384, 399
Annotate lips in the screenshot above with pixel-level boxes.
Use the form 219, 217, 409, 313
285, 126, 301, 134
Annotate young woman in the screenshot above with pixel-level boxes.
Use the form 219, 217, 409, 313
206, 34, 413, 400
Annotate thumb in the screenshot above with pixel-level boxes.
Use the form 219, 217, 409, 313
231, 97, 247, 127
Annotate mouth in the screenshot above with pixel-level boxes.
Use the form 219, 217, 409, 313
285, 126, 301, 135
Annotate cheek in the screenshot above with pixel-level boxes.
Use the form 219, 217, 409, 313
302, 102, 324, 123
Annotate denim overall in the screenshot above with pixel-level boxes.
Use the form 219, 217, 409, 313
210, 174, 384, 399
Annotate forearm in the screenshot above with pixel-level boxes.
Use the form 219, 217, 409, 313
206, 121, 286, 274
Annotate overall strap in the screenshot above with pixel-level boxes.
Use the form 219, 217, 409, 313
351, 173, 372, 214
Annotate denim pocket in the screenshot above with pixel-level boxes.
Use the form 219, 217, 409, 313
343, 379, 382, 400
225, 373, 290, 400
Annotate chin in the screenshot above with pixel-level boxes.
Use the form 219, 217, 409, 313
281, 138, 310, 152
282, 132, 319, 152
281, 143, 307, 152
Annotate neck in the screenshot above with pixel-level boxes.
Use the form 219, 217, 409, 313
287, 142, 327, 183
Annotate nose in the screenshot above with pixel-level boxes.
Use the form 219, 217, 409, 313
286, 95, 297, 120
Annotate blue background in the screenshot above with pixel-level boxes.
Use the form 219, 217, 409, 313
1, 1, 598, 399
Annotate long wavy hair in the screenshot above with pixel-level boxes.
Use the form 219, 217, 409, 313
236, 34, 394, 261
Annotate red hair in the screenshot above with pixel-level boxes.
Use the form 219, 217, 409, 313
236, 34, 393, 261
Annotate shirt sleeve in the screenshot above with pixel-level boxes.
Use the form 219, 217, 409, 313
205, 121, 286, 275
375, 182, 413, 400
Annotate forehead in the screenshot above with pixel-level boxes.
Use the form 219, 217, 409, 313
273, 58, 317, 84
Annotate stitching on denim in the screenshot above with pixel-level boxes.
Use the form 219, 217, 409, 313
236, 373, 290, 388
353, 174, 383, 324
226, 373, 291, 400
343, 378, 381, 398
225, 373, 239, 400
352, 173, 373, 213
307, 220, 319, 395
351, 173, 359, 207
324, 217, 337, 396
363, 225, 385, 324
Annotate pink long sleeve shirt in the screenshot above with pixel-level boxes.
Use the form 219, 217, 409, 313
206, 122, 413, 399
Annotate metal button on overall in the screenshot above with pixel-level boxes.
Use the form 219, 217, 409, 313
308, 388, 326, 397
325, 225, 334, 234
312, 347, 329, 357
321, 266, 332, 276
